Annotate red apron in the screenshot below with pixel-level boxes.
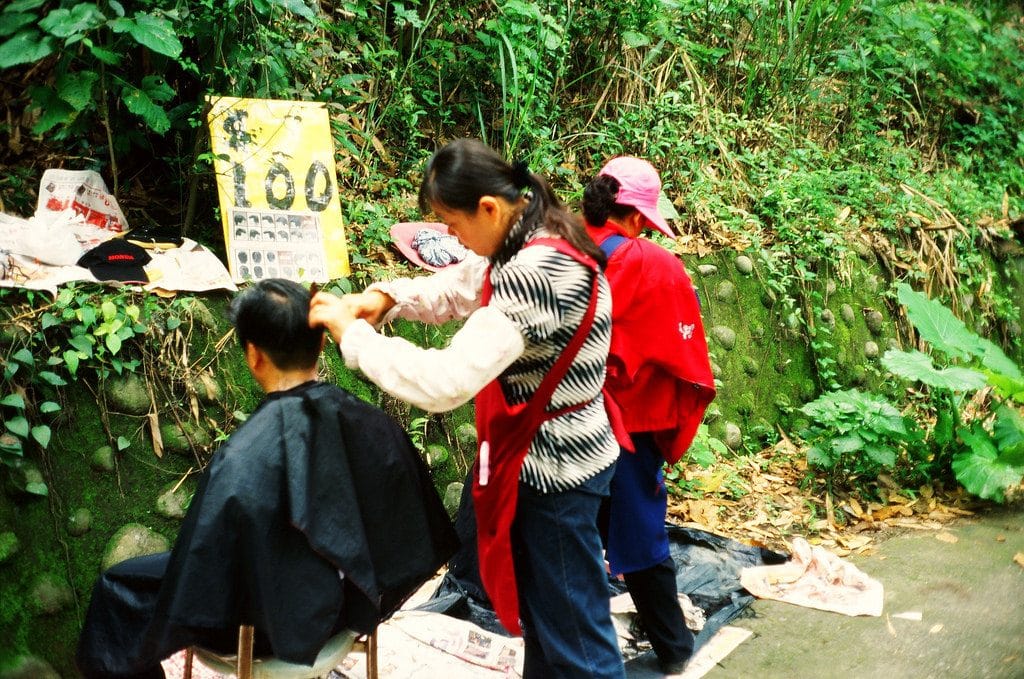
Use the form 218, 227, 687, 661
472, 238, 625, 635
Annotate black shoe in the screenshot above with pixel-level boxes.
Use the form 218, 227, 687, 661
658, 657, 689, 675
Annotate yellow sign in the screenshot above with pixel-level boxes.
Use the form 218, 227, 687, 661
207, 96, 350, 283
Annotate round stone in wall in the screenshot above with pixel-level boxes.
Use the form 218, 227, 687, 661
0, 531, 19, 564
697, 264, 718, 276
156, 482, 192, 520
30, 573, 74, 615
723, 422, 742, 450
443, 482, 463, 517
91, 445, 115, 472
710, 326, 737, 350
820, 309, 835, 327
840, 304, 856, 325
101, 523, 170, 571
734, 255, 753, 275
715, 280, 736, 302
864, 309, 885, 335
67, 508, 92, 537
0, 655, 61, 679
864, 341, 880, 359
104, 372, 150, 415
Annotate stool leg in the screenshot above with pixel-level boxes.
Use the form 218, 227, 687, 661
237, 625, 255, 679
183, 648, 194, 679
366, 630, 378, 679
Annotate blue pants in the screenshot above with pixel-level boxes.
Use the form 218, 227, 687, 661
512, 464, 626, 679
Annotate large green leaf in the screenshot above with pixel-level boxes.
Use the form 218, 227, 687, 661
39, 4, 106, 38
0, 12, 36, 37
6, 0, 47, 12
121, 85, 171, 134
56, 70, 99, 111
109, 13, 182, 58
976, 337, 1023, 380
274, 0, 317, 22
896, 283, 984, 360
953, 424, 1024, 502
27, 84, 76, 134
0, 28, 55, 68
993, 406, 1024, 466
881, 349, 988, 391
140, 74, 174, 103
987, 373, 1024, 405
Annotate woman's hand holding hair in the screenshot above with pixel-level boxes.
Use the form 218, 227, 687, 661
309, 291, 360, 344
344, 289, 395, 326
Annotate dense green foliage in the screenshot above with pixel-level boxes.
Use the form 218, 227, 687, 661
1, 0, 1022, 522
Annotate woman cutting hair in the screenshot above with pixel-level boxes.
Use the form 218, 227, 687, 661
310, 139, 626, 678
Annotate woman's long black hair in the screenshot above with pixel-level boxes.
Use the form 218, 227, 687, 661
581, 174, 636, 227
418, 138, 604, 267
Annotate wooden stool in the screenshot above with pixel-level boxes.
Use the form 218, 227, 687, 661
183, 625, 378, 679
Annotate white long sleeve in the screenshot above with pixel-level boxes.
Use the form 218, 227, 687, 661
338, 306, 524, 413
368, 253, 488, 325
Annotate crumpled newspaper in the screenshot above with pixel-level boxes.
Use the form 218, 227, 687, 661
739, 537, 884, 617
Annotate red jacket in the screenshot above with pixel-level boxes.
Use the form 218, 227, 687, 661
588, 223, 716, 464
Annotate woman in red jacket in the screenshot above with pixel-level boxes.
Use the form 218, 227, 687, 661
583, 157, 716, 675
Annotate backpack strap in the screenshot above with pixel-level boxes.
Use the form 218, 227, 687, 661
599, 234, 628, 258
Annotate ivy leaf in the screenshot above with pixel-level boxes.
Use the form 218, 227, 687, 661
69, 333, 94, 351
0, 29, 55, 68
31, 425, 51, 449
121, 85, 171, 134
105, 332, 122, 355
109, 13, 182, 58
39, 401, 61, 414
41, 312, 60, 329
1, 394, 25, 409
116, 435, 130, 451
12, 348, 33, 365
0, 12, 36, 38
39, 5, 106, 38
953, 424, 1023, 503
56, 69, 100, 111
896, 283, 984, 361
25, 481, 48, 496
38, 371, 67, 386
5, 416, 29, 438
881, 349, 988, 392
63, 350, 79, 377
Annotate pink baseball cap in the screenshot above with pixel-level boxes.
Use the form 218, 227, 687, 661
598, 156, 674, 236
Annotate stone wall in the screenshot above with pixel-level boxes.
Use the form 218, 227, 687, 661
1, 243, 1021, 675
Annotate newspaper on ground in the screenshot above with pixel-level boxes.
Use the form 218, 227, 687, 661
739, 536, 884, 617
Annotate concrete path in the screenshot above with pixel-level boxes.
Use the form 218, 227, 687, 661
626, 505, 1024, 679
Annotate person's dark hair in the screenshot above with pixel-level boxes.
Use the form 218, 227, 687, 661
228, 278, 322, 370
582, 174, 636, 227
418, 138, 604, 267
